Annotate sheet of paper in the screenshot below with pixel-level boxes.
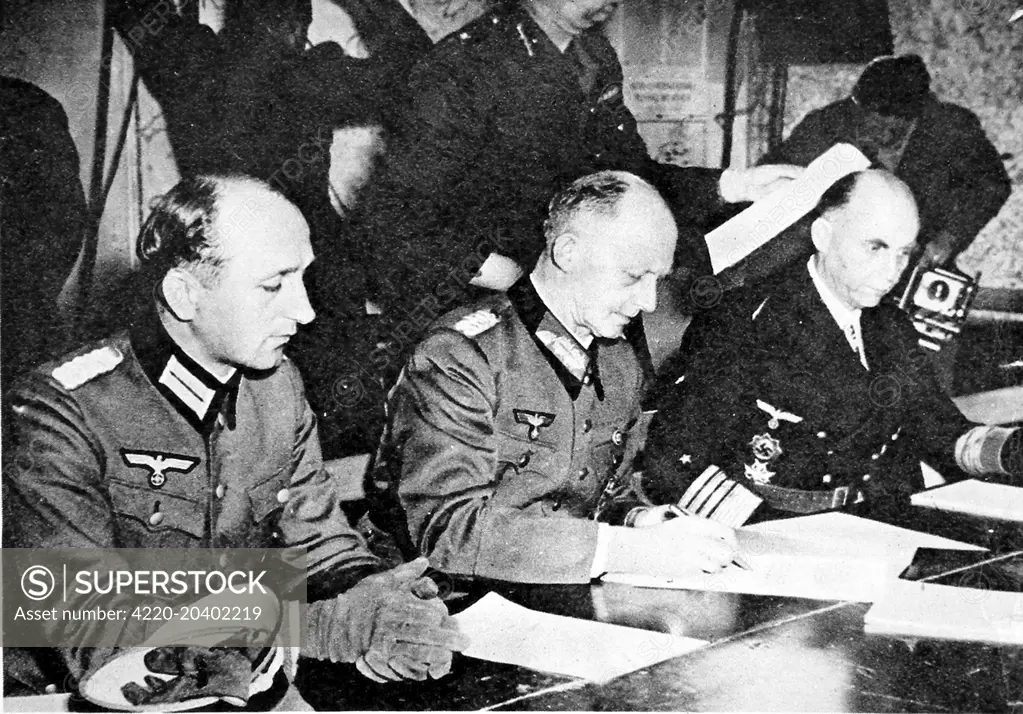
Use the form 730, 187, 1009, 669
706, 143, 870, 273
604, 513, 983, 603
745, 512, 985, 552
452, 592, 707, 682
865, 579, 1023, 645
911, 479, 1023, 522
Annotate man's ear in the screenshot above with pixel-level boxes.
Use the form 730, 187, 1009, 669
160, 268, 203, 322
550, 232, 579, 273
810, 216, 833, 255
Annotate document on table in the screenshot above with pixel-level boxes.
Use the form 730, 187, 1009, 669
603, 512, 983, 603
452, 593, 707, 683
706, 143, 871, 273
911, 479, 1023, 522
865, 578, 1023, 645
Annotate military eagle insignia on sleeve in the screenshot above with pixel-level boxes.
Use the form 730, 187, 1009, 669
121, 449, 200, 489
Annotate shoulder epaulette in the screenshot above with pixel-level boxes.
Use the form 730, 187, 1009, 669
452, 309, 501, 338
51, 345, 123, 390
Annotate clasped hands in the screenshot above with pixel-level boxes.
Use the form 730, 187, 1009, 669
305, 556, 469, 683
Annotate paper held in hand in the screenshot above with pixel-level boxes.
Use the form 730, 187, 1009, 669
706, 143, 871, 274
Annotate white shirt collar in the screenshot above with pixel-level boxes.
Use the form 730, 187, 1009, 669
807, 255, 861, 332
530, 274, 594, 348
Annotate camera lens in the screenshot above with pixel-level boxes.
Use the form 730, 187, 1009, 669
927, 280, 950, 302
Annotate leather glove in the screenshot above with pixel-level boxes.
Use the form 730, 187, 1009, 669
120, 646, 252, 707
304, 558, 469, 682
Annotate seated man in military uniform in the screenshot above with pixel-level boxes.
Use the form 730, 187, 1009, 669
643, 170, 1021, 525
2, 176, 466, 706
375, 171, 739, 585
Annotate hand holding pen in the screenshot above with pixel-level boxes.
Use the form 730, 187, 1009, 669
627, 504, 752, 571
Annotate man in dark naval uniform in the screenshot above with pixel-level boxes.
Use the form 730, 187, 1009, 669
643, 170, 1021, 524
2, 177, 466, 705
376, 171, 740, 585
349, 0, 801, 345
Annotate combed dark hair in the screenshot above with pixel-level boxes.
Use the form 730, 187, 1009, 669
807, 171, 862, 224
136, 174, 284, 290
852, 54, 931, 119
543, 170, 652, 241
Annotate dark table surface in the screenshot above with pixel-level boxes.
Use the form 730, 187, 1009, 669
295, 507, 1023, 712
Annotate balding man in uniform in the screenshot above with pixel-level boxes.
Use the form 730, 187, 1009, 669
2, 176, 466, 706
375, 171, 739, 585
642, 170, 1021, 524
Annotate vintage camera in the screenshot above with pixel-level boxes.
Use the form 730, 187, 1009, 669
897, 265, 978, 351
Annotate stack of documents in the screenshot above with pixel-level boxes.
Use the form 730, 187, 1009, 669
453, 593, 707, 682
865, 579, 1023, 645
911, 479, 1023, 522
603, 513, 983, 603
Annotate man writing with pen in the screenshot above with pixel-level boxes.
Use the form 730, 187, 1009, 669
372, 171, 747, 584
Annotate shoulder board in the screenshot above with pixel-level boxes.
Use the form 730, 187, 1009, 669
452, 309, 501, 338
51, 345, 124, 390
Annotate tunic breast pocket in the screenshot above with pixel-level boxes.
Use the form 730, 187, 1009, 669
107, 479, 204, 547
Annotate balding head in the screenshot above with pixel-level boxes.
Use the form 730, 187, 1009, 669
535, 171, 677, 341
811, 169, 920, 310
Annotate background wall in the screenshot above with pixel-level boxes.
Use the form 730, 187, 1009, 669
780, 0, 1023, 288
3, 0, 1020, 303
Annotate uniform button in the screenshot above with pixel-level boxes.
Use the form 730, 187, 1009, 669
590, 106, 597, 114
149, 511, 164, 526
862, 474, 872, 482
577, 467, 589, 480
276, 488, 290, 503
552, 499, 562, 511
517, 453, 531, 468
215, 484, 226, 499
582, 419, 593, 433
817, 431, 827, 439
492, 16, 499, 23
583, 374, 592, 385
611, 430, 625, 446
611, 453, 623, 467
271, 530, 283, 542
822, 474, 832, 484
891, 432, 899, 441
616, 124, 624, 131
44, 684, 58, 694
